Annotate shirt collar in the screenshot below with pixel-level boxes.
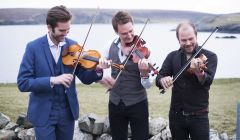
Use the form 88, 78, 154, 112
113, 38, 121, 49
47, 33, 66, 47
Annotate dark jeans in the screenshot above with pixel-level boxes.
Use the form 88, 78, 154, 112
109, 99, 149, 140
169, 111, 209, 140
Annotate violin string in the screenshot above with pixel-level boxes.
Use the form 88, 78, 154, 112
72, 8, 99, 75
134, 49, 145, 59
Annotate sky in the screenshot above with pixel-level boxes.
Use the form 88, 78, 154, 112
0, 0, 239, 14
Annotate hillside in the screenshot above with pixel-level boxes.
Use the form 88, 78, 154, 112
0, 8, 239, 33
196, 13, 240, 33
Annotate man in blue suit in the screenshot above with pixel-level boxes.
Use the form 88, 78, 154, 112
17, 5, 109, 140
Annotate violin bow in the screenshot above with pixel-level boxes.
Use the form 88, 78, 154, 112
72, 9, 99, 75
64, 9, 99, 94
160, 27, 219, 94
108, 18, 150, 92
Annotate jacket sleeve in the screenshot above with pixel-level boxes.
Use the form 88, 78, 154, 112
202, 52, 218, 86
17, 43, 52, 93
75, 66, 103, 85
155, 52, 174, 89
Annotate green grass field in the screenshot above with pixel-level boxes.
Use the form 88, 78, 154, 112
0, 78, 239, 136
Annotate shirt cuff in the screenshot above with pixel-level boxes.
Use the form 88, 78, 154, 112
50, 77, 54, 88
195, 71, 205, 77
140, 73, 149, 79
141, 77, 152, 89
95, 68, 103, 77
195, 71, 206, 84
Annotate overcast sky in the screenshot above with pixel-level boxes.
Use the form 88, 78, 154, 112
0, 0, 239, 14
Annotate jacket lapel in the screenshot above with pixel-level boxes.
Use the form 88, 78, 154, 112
60, 45, 66, 74
42, 35, 54, 75
61, 41, 73, 74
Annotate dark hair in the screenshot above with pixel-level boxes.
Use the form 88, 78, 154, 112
112, 11, 133, 33
46, 5, 72, 28
176, 22, 197, 40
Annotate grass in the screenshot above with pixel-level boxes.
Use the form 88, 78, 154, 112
0, 78, 239, 136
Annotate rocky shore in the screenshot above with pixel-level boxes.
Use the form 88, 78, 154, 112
0, 112, 236, 140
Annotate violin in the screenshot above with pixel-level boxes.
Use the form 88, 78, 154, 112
62, 44, 123, 70
126, 35, 159, 75
126, 35, 150, 63
187, 54, 208, 74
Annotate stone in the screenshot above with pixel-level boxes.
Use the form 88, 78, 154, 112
0, 129, 16, 140
97, 133, 112, 140
92, 116, 105, 135
4, 121, 18, 130
149, 117, 168, 136
102, 116, 110, 134
73, 121, 86, 140
78, 115, 93, 133
161, 126, 171, 140
14, 126, 24, 133
17, 129, 27, 139
0, 112, 10, 129
210, 129, 220, 140
18, 128, 35, 140
16, 113, 32, 129
26, 128, 35, 138
219, 132, 228, 140
149, 133, 161, 140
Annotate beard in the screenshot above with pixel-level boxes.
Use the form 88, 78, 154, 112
52, 35, 65, 43
182, 43, 198, 54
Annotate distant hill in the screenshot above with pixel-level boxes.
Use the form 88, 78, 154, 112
195, 13, 240, 33
0, 8, 239, 33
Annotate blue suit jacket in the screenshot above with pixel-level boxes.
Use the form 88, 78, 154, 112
17, 35, 102, 126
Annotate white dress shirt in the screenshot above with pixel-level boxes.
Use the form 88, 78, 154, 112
47, 33, 66, 63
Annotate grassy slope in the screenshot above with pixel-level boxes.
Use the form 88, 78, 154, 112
0, 78, 239, 136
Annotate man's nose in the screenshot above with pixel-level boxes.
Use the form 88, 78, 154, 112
185, 40, 191, 45
62, 30, 69, 36
126, 32, 133, 38
64, 30, 69, 35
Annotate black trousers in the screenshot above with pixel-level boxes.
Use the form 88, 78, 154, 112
169, 111, 209, 140
109, 99, 149, 140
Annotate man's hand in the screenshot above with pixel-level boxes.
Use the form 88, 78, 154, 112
190, 54, 207, 74
138, 58, 150, 77
50, 74, 73, 88
190, 58, 203, 73
160, 76, 173, 90
97, 57, 111, 69
99, 77, 116, 89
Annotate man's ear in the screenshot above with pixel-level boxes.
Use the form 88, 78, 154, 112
47, 25, 54, 33
47, 25, 51, 31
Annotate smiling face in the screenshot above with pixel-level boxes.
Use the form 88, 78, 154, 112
117, 22, 135, 45
48, 21, 70, 45
177, 23, 198, 54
